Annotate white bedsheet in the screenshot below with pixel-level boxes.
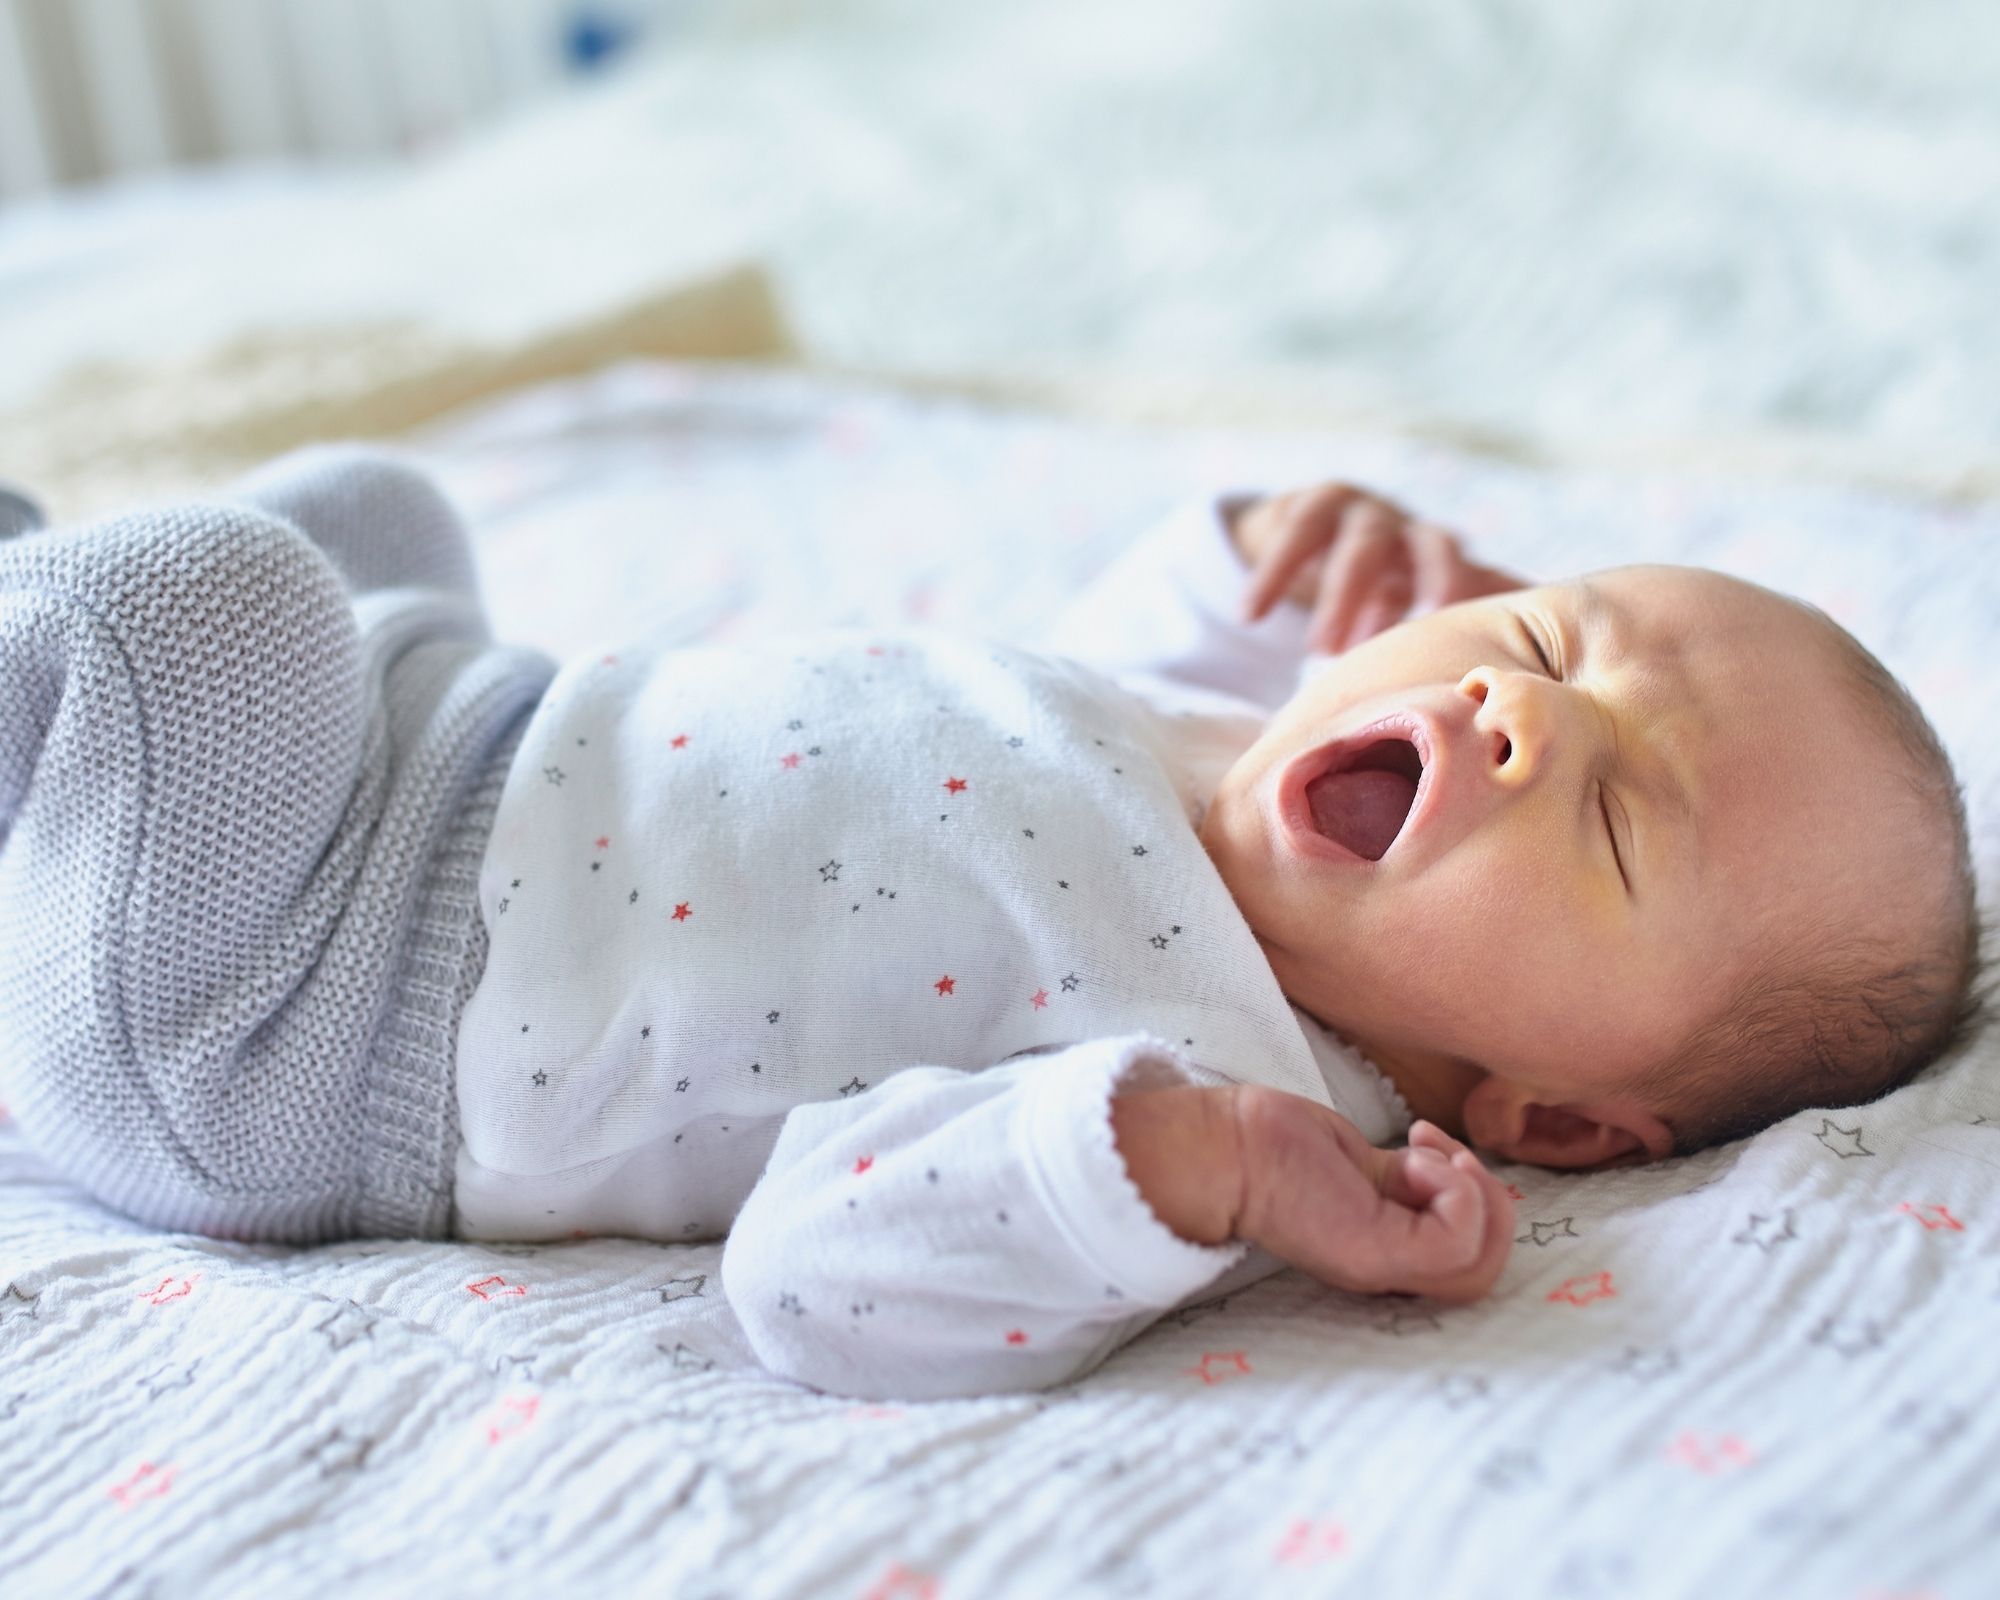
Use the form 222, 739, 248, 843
2, 361, 1995, 1598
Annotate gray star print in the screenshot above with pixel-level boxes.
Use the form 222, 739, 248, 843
819, 859, 842, 881
1519, 1217, 1580, 1247
1813, 1119, 1874, 1158
543, 766, 565, 785
657, 1274, 708, 1304
838, 1077, 868, 1097
1061, 973, 1081, 991
1734, 1209, 1799, 1251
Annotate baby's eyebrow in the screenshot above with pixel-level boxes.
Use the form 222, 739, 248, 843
1575, 577, 1702, 873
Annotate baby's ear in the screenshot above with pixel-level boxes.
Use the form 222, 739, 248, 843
1462, 1078, 1673, 1169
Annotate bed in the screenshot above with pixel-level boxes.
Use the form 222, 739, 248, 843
1, 359, 1995, 1598
3, 2, 1998, 1596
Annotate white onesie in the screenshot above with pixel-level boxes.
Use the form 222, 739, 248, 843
451, 494, 1414, 1400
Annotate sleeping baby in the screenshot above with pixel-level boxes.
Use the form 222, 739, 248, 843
0, 448, 1978, 1402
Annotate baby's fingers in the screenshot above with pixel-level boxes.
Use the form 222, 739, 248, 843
1238, 487, 1357, 622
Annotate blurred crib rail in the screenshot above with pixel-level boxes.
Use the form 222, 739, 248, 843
0, 0, 680, 200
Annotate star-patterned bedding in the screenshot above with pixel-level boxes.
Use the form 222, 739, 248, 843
3, 359, 1996, 1598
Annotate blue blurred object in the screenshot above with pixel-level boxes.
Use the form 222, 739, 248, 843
0, 485, 45, 539
565, 7, 639, 73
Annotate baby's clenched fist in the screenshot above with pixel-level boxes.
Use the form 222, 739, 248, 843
1225, 1087, 1515, 1305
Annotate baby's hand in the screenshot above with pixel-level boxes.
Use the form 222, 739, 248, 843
1229, 482, 1524, 654
1227, 1088, 1515, 1305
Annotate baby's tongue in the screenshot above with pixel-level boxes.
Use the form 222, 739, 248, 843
1305, 767, 1416, 861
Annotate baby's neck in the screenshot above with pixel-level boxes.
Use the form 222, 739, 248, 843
1331, 1025, 1481, 1142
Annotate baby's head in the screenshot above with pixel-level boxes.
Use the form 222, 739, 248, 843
1199, 563, 1983, 1169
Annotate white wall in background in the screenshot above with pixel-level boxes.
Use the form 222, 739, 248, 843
0, 0, 702, 200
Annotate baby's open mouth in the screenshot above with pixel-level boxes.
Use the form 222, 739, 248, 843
1304, 737, 1424, 861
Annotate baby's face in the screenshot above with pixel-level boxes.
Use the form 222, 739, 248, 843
1199, 564, 1914, 1163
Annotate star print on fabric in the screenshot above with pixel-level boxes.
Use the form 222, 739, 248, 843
943, 776, 968, 794
1031, 988, 1049, 1009
1898, 1201, 1964, 1230
511, 878, 521, 888
1610, 1346, 1680, 1381
876, 887, 897, 899
1371, 1303, 1443, 1336
1814, 1118, 1874, 1158
1436, 1375, 1490, 1409
590, 862, 600, 872
1131, 845, 1148, 856
301, 1432, 372, 1486
853, 1155, 874, 1174
934, 974, 957, 996
1005, 1329, 1029, 1346
670, 733, 689, 749
838, 1077, 868, 1096
1886, 1398, 1971, 1448
543, 766, 565, 785
1519, 1217, 1580, 1247
1184, 1350, 1252, 1385
313, 1301, 375, 1351
820, 859, 842, 882
1057, 880, 1069, 889
1274, 1518, 1348, 1567
629, 889, 639, 904
675, 1077, 691, 1092
465, 1275, 527, 1301
1734, 1210, 1798, 1251
498, 897, 510, 913
137, 1274, 199, 1306
1476, 1448, 1545, 1494
787, 719, 805, 731
672, 902, 692, 921
641, 1026, 652, 1039
1061, 972, 1081, 991
595, 836, 610, 849
109, 1461, 177, 1508
576, 737, 587, 747
1546, 1271, 1616, 1306
138, 1361, 199, 1401
601, 655, 618, 666
532, 1071, 548, 1086
768, 1009, 781, 1023
1007, 736, 1024, 748
1, 1282, 41, 1324
1149, 934, 1170, 950
659, 1340, 717, 1372
807, 746, 822, 756
1665, 1432, 1753, 1475
780, 752, 802, 769
778, 1292, 806, 1316
1022, 827, 1034, 838
657, 1273, 708, 1304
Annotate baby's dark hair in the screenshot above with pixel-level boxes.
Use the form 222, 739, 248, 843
1627, 600, 1988, 1158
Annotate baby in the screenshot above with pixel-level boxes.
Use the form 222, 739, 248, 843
0, 448, 1978, 1403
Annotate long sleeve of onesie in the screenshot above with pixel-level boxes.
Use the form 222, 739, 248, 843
722, 1034, 1271, 1402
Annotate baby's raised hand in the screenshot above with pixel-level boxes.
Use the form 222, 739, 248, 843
1228, 1087, 1515, 1305
1229, 482, 1524, 655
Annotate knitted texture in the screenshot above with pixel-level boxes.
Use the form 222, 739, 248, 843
0, 450, 553, 1242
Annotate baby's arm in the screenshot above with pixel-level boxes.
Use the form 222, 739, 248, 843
722, 1037, 1269, 1402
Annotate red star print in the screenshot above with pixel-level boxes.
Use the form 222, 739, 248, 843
1546, 1271, 1616, 1306
866, 646, 886, 657
1897, 1201, 1964, 1231
670, 733, 689, 749
853, 1155, 874, 1174
484, 1395, 540, 1446
465, 1275, 527, 1302
860, 1563, 938, 1600
780, 752, 802, 769
1005, 1328, 1028, 1345
942, 775, 968, 794
137, 1273, 199, 1306
600, 654, 619, 666
844, 1405, 906, 1421
1030, 987, 1049, 1009
672, 902, 692, 921
1665, 1430, 1753, 1474
1274, 1518, 1349, 1567
1184, 1350, 1253, 1385
594, 836, 610, 850
109, 1461, 176, 1509
934, 974, 956, 996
